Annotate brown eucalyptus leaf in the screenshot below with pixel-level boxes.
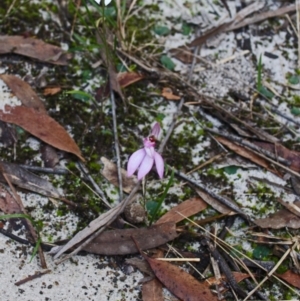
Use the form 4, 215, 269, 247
276, 270, 300, 289
0, 161, 61, 198
0, 105, 84, 161
142, 278, 164, 301
254, 207, 300, 229
195, 189, 232, 214
0, 186, 22, 214
142, 249, 164, 301
253, 141, 300, 173
142, 253, 217, 301
101, 157, 137, 193
156, 197, 207, 225
83, 222, 178, 255
0, 74, 46, 112
0, 35, 71, 65
216, 136, 282, 177
117, 72, 144, 88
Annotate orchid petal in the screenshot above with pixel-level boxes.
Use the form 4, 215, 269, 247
145, 146, 155, 158
151, 122, 161, 138
137, 155, 154, 180
127, 148, 146, 177
154, 152, 164, 179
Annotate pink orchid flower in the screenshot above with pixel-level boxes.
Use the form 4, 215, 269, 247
127, 122, 164, 180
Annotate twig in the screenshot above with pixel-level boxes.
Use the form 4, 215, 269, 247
19, 165, 69, 175
243, 241, 297, 301
15, 269, 51, 286
204, 127, 290, 165
173, 168, 248, 218
227, 4, 296, 32
110, 82, 123, 202
202, 238, 248, 299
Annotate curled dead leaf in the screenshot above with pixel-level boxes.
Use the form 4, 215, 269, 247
161, 87, 181, 100
117, 72, 144, 88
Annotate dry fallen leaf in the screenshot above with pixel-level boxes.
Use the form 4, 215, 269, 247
253, 141, 300, 173
161, 87, 181, 100
101, 157, 137, 193
0, 74, 46, 112
117, 72, 144, 88
43, 87, 62, 96
195, 189, 233, 214
0, 35, 71, 65
276, 270, 300, 289
216, 136, 282, 177
83, 222, 178, 255
0, 161, 61, 198
0, 186, 22, 214
142, 249, 164, 301
156, 197, 207, 224
254, 207, 300, 229
138, 249, 217, 301
0, 105, 84, 161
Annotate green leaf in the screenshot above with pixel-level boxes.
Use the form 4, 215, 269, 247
146, 201, 159, 216
224, 166, 239, 175
288, 74, 300, 85
182, 22, 191, 35
253, 245, 271, 260
160, 55, 176, 71
156, 113, 166, 122
153, 26, 170, 36
291, 106, 300, 116
258, 86, 274, 99
66, 90, 94, 102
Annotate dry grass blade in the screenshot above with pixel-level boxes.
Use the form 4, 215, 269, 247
243, 242, 298, 301
175, 211, 300, 298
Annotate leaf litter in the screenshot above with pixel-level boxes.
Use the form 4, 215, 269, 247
0, 0, 300, 300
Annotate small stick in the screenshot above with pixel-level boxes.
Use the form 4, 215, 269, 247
156, 258, 200, 262
110, 81, 123, 202
173, 167, 248, 219
19, 165, 69, 175
15, 270, 51, 286
205, 127, 290, 165
202, 238, 248, 298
